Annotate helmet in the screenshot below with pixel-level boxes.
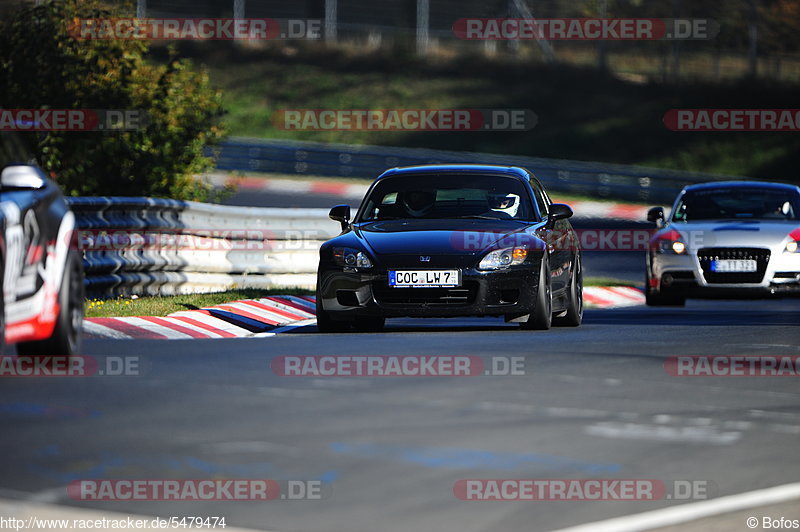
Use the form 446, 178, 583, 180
489, 193, 520, 218
402, 190, 436, 217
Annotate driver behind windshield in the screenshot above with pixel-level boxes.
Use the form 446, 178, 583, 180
400, 189, 436, 217
487, 193, 520, 218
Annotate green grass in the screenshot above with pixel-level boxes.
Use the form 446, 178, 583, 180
583, 276, 639, 288
85, 288, 313, 318
158, 43, 800, 185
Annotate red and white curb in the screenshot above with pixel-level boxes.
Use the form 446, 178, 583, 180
214, 174, 368, 201
210, 174, 649, 221
558, 201, 648, 221
85, 288, 643, 340
84, 295, 316, 340
584, 286, 645, 308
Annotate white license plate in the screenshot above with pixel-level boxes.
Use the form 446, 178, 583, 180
389, 270, 460, 287
710, 259, 757, 273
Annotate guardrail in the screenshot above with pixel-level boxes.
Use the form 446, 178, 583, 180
72, 136, 742, 295
209, 137, 742, 204
68, 197, 338, 296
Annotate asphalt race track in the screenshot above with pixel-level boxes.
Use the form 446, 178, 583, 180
0, 189, 798, 532
1, 301, 799, 531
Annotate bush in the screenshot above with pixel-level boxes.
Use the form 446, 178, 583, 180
0, 0, 226, 200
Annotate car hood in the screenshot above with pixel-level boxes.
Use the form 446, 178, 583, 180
668, 220, 799, 249
355, 219, 535, 256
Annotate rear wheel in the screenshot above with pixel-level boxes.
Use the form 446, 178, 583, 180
17, 252, 84, 356
521, 255, 552, 330
553, 254, 583, 327
315, 294, 351, 333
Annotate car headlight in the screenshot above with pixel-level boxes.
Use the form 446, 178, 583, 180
785, 229, 800, 253
478, 246, 528, 270
333, 247, 373, 268
650, 229, 687, 255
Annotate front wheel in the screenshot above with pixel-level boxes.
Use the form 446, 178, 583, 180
645, 269, 685, 307
553, 254, 583, 327
17, 252, 84, 357
645, 290, 686, 306
521, 255, 552, 330
315, 295, 351, 333
352, 316, 385, 332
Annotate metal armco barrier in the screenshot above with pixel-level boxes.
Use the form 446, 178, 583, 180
209, 137, 743, 204
67, 197, 338, 296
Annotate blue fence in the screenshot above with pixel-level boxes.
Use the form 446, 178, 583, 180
208, 137, 743, 204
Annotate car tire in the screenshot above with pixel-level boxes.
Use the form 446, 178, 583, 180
521, 255, 552, 330
352, 316, 385, 332
645, 290, 686, 306
17, 252, 84, 357
553, 254, 583, 327
315, 295, 351, 333
645, 270, 686, 306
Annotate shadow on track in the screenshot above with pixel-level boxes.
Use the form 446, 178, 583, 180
584, 306, 800, 327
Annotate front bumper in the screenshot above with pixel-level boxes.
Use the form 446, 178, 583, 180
649, 249, 800, 298
318, 266, 539, 319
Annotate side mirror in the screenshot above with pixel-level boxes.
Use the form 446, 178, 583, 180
329, 204, 351, 231
547, 203, 573, 227
1, 165, 46, 190
647, 206, 665, 223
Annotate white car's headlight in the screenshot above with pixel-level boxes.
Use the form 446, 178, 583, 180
333, 247, 373, 268
478, 247, 528, 270
650, 229, 687, 255
784, 229, 800, 253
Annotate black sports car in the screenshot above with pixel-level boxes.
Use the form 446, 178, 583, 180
0, 162, 84, 356
315, 164, 582, 332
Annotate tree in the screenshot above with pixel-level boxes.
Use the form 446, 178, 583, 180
0, 0, 226, 200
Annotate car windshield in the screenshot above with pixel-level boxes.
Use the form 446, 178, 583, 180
358, 174, 535, 221
672, 187, 800, 222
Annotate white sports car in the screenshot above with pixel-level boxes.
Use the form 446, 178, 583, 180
646, 181, 800, 306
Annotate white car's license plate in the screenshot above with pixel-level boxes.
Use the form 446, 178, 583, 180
710, 259, 757, 273
389, 270, 460, 287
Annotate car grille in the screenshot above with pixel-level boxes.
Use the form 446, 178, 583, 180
372, 281, 479, 306
697, 247, 770, 284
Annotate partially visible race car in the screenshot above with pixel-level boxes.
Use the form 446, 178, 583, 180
0, 163, 84, 356
316, 164, 582, 331
646, 181, 800, 306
